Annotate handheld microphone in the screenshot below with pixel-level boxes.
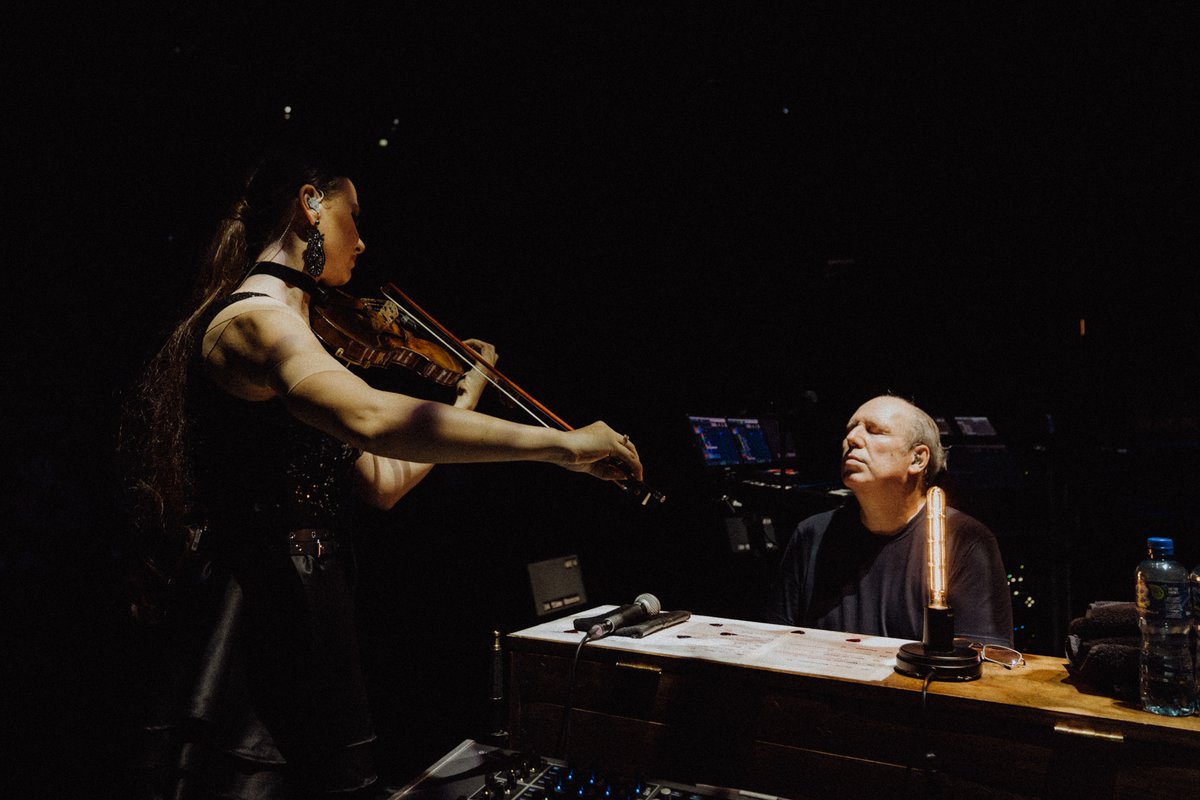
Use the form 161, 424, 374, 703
613, 609, 692, 638
572, 593, 662, 640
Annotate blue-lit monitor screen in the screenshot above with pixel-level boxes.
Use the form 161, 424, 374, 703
688, 416, 742, 467
688, 416, 776, 467
727, 418, 775, 465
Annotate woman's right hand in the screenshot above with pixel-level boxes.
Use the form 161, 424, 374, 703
557, 421, 644, 482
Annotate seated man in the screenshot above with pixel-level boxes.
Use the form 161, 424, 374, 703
767, 394, 1013, 647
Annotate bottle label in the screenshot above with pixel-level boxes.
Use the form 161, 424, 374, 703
1137, 579, 1189, 620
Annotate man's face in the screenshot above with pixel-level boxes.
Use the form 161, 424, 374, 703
841, 396, 921, 491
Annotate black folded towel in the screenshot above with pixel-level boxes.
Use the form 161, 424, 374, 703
1068, 600, 1139, 639
1065, 601, 1140, 701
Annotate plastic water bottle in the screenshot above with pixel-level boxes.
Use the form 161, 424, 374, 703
1191, 561, 1200, 714
1192, 562, 1200, 622
1135, 537, 1196, 716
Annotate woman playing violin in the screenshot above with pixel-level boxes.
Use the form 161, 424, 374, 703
121, 148, 642, 798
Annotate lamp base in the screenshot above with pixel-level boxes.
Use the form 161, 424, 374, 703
894, 641, 981, 681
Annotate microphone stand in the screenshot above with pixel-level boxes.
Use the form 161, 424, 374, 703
487, 630, 508, 746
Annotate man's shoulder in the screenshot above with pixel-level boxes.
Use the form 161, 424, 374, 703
777, 505, 845, 571
795, 502, 853, 537
946, 506, 997, 540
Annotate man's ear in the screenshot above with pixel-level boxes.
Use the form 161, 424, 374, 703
909, 444, 930, 475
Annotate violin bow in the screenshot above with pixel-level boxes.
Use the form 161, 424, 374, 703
381, 283, 665, 506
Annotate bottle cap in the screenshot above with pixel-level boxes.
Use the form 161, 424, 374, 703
1147, 536, 1174, 556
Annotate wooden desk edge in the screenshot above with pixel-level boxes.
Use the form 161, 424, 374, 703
505, 632, 1200, 740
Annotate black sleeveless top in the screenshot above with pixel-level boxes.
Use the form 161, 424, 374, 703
190, 292, 362, 539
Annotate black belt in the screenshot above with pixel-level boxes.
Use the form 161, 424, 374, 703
288, 528, 341, 558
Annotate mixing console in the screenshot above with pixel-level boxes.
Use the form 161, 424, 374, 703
388, 739, 789, 800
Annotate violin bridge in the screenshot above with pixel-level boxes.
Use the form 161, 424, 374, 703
375, 297, 401, 331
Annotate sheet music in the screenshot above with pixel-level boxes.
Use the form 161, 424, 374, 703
510, 608, 908, 683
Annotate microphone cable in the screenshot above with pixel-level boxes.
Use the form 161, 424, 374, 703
556, 631, 593, 761
556, 595, 659, 760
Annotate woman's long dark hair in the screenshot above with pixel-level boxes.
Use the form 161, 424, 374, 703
119, 150, 349, 562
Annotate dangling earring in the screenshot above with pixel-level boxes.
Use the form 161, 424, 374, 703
303, 224, 326, 277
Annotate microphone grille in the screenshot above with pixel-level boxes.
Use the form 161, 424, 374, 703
634, 593, 662, 615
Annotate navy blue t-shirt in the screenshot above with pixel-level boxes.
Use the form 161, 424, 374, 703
767, 499, 1014, 647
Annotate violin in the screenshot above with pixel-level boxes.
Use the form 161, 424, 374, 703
309, 282, 666, 506
310, 288, 467, 386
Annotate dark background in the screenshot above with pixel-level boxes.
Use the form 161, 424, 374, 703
5, 5, 1198, 796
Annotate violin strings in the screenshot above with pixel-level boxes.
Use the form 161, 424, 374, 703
381, 287, 672, 503
383, 287, 662, 503
385, 293, 559, 431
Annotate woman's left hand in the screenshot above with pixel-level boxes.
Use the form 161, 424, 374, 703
454, 338, 497, 410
